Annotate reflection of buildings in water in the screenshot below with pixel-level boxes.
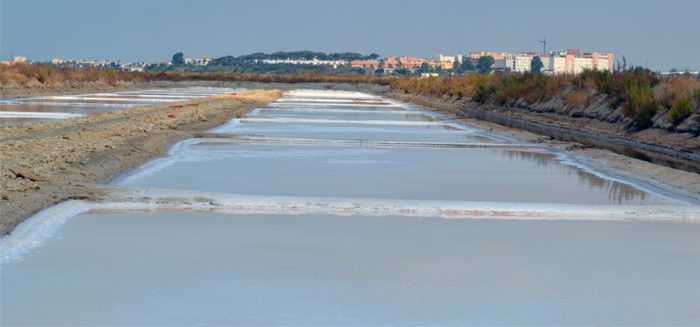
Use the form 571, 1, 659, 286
608, 181, 646, 205
499, 150, 648, 203
502, 149, 553, 167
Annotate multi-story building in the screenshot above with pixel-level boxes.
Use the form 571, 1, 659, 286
397, 56, 429, 68
581, 52, 614, 71
494, 58, 515, 71
540, 55, 551, 72
468, 51, 514, 67
573, 57, 593, 74
551, 55, 566, 74
430, 54, 456, 63
350, 60, 380, 69
552, 49, 614, 74
514, 55, 534, 73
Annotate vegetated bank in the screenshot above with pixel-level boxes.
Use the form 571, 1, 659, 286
0, 63, 396, 95
0, 90, 282, 235
389, 70, 700, 173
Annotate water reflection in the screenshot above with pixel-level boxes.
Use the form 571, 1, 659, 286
501, 150, 649, 204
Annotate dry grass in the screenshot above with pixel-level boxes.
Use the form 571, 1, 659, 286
0, 63, 143, 86
565, 89, 590, 107
391, 70, 700, 128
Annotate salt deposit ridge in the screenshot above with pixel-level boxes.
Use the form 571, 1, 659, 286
3, 88, 700, 326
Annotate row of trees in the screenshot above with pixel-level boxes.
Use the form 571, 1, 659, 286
159, 51, 381, 75
171, 51, 379, 66
169, 51, 549, 76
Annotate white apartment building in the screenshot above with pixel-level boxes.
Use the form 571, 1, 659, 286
494, 58, 515, 71
472, 49, 613, 74
540, 56, 551, 71
573, 57, 593, 74
514, 55, 533, 73
430, 54, 456, 63
551, 56, 566, 74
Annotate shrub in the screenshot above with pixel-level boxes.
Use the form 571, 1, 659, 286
668, 95, 694, 125
566, 90, 589, 107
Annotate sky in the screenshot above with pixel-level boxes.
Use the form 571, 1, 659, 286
1, 0, 698, 71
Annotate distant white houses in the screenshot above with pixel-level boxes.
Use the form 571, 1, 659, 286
0, 56, 27, 65
257, 58, 348, 68
184, 56, 217, 66
3, 49, 622, 76
492, 49, 614, 74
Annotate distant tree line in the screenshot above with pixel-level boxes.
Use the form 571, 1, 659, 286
147, 51, 380, 74
222, 51, 380, 62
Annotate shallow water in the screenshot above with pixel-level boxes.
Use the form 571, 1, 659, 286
3, 212, 700, 326
119, 143, 665, 205
0, 87, 241, 126
2, 89, 697, 325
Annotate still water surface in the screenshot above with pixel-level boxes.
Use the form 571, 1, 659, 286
1, 89, 698, 325
0, 87, 239, 126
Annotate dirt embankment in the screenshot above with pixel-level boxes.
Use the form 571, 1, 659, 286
1, 79, 391, 97
386, 90, 700, 174
0, 79, 145, 96
0, 89, 282, 235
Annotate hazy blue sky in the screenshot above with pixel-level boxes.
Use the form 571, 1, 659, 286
1, 0, 698, 71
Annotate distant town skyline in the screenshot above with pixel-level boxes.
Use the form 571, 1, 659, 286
2, 0, 698, 72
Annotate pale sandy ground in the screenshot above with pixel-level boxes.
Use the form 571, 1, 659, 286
0, 89, 282, 235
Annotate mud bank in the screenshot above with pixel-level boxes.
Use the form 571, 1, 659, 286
0, 89, 282, 235
386, 91, 700, 174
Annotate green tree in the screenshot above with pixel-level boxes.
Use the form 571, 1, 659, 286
419, 62, 430, 73
172, 52, 185, 66
462, 58, 475, 71
477, 56, 494, 74
453, 59, 462, 74
530, 56, 544, 74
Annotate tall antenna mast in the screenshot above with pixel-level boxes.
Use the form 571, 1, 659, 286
539, 38, 547, 54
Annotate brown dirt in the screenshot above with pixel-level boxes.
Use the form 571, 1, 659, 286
0, 89, 282, 235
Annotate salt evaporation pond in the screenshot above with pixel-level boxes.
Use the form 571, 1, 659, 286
2, 89, 699, 326
0, 87, 241, 126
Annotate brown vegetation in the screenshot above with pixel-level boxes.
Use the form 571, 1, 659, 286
0, 63, 396, 90
0, 63, 145, 86
391, 70, 700, 129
